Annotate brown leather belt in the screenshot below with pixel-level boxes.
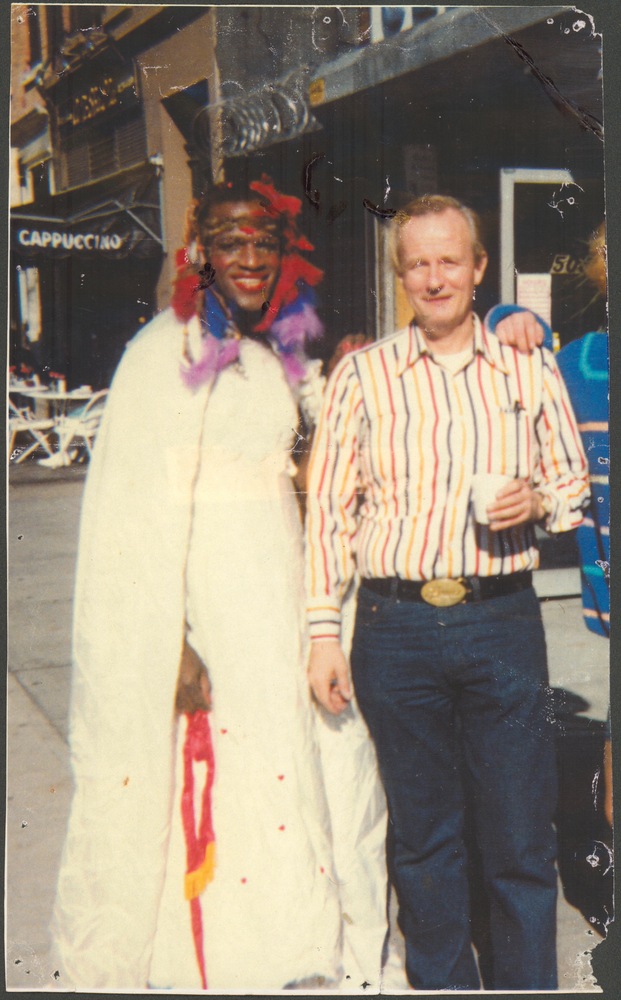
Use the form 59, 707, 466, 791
361, 572, 533, 608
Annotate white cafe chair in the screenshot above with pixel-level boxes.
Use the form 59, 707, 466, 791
8, 399, 56, 464
52, 390, 109, 464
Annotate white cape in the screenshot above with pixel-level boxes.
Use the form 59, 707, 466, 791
51, 310, 396, 991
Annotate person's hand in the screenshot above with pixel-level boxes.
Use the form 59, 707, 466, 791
487, 479, 545, 531
495, 312, 545, 354
308, 639, 352, 715
175, 639, 212, 714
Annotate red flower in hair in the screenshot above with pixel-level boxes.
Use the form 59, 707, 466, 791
249, 177, 303, 221
253, 253, 323, 333
250, 176, 315, 255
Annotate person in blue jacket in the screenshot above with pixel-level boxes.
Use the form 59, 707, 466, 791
557, 224, 609, 641
494, 223, 610, 825
557, 224, 611, 826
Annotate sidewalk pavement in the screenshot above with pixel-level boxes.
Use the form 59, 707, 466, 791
6, 465, 610, 991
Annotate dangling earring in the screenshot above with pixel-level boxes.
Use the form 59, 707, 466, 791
472, 286, 477, 301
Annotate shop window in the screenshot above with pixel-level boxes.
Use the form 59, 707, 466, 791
27, 6, 42, 66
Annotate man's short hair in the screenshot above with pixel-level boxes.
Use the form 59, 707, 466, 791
389, 194, 487, 274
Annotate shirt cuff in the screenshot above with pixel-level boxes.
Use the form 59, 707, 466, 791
307, 601, 342, 641
537, 485, 589, 533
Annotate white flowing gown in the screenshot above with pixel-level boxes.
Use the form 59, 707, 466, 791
151, 338, 343, 989
51, 317, 342, 990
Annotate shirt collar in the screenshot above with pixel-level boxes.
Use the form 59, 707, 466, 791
395, 314, 510, 376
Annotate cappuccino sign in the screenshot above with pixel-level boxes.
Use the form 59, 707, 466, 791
17, 229, 126, 252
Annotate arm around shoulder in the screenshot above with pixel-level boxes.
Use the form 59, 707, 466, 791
487, 304, 549, 353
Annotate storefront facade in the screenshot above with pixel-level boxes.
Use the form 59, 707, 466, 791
11, 162, 164, 388
9, 5, 207, 388
10, 6, 605, 383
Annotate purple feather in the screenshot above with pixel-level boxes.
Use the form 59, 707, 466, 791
181, 335, 240, 390
180, 299, 323, 390
279, 352, 308, 385
271, 303, 324, 350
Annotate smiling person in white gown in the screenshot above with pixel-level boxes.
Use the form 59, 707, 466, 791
51, 172, 395, 991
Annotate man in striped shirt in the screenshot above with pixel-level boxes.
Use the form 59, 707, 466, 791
305, 195, 590, 991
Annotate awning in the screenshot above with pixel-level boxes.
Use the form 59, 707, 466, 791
11, 163, 163, 260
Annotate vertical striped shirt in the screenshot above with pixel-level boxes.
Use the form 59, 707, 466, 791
306, 317, 590, 640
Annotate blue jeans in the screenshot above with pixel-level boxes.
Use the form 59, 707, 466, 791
351, 583, 558, 991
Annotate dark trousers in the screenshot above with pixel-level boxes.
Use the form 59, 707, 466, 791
351, 583, 558, 991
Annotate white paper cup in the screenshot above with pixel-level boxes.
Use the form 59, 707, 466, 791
471, 473, 512, 525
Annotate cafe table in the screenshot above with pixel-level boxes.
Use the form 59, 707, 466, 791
13, 387, 96, 467
16, 386, 94, 420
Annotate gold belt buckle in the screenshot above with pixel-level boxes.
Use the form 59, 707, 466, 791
420, 578, 468, 607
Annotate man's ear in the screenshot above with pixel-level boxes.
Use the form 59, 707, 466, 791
474, 252, 488, 286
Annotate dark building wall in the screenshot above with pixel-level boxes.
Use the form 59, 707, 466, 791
214, 7, 369, 95
136, 9, 217, 309
296, 8, 605, 347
